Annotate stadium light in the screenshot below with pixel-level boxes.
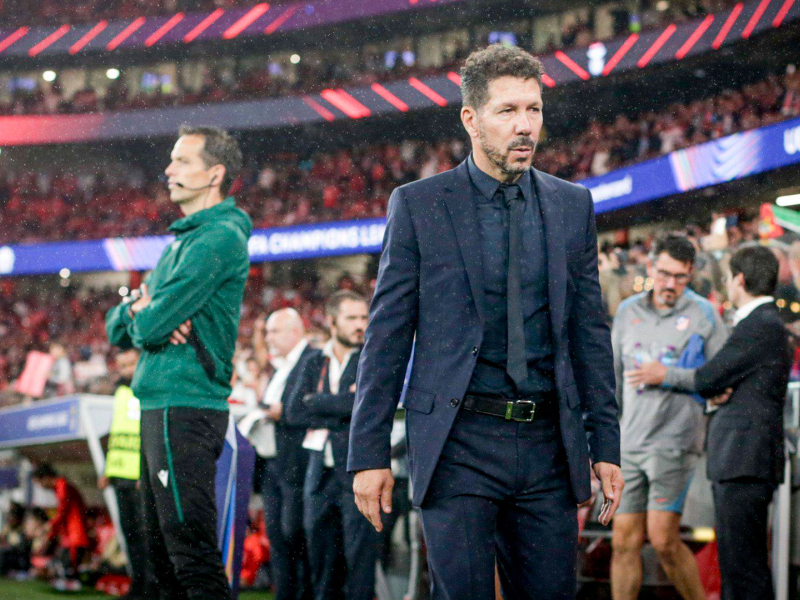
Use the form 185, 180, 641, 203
290, 54, 301, 64
776, 193, 800, 207
106, 68, 120, 80
42, 70, 56, 82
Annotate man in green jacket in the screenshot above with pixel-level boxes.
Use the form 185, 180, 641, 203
106, 125, 251, 600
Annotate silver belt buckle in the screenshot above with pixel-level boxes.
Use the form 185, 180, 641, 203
507, 400, 535, 422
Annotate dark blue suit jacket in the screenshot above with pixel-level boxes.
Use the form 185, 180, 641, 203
285, 349, 361, 493
347, 160, 620, 506
273, 343, 320, 487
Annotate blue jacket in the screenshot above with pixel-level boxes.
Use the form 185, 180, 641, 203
348, 160, 620, 506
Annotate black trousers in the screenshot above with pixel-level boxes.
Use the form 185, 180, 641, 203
420, 408, 578, 600
140, 407, 230, 600
304, 465, 378, 600
262, 457, 311, 600
713, 479, 777, 600
111, 478, 156, 598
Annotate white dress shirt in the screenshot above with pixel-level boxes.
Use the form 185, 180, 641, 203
733, 296, 774, 326
239, 339, 308, 458
319, 340, 357, 467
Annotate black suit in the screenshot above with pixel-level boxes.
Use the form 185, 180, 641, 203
349, 160, 618, 598
669, 302, 790, 600
285, 348, 378, 600
262, 343, 319, 600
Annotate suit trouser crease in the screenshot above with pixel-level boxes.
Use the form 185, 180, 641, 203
262, 457, 310, 600
112, 479, 156, 597
713, 479, 776, 600
304, 463, 379, 600
140, 407, 230, 600
419, 409, 578, 600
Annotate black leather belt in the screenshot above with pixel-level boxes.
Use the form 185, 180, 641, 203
462, 393, 557, 422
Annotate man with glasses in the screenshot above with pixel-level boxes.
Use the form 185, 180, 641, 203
610, 233, 727, 600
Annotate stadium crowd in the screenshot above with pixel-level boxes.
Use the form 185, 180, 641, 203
2, 207, 800, 402
2, 66, 799, 246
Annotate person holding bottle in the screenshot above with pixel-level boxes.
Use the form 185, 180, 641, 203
610, 233, 727, 600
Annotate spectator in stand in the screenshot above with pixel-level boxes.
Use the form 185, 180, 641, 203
30, 464, 90, 592
97, 348, 156, 600
2, 67, 799, 246
45, 341, 74, 397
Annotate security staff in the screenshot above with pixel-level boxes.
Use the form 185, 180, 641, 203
98, 348, 156, 600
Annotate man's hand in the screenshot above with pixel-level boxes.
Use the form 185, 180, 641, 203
353, 468, 394, 532
97, 476, 109, 490
170, 320, 193, 345
265, 402, 283, 421
593, 462, 624, 526
130, 283, 152, 315
625, 361, 667, 387
708, 388, 733, 407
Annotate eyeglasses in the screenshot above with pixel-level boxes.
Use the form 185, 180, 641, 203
654, 269, 691, 284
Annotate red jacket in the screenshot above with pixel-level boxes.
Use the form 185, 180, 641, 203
48, 478, 89, 549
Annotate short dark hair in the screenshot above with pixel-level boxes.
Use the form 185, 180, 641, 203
460, 45, 544, 109
178, 125, 243, 194
31, 464, 57, 480
729, 246, 779, 297
326, 290, 368, 320
652, 234, 696, 266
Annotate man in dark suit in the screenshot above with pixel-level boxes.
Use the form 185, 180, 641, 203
285, 291, 377, 600
348, 45, 623, 599
247, 308, 318, 600
628, 245, 790, 600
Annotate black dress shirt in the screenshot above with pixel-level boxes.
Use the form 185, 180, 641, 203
465, 155, 555, 398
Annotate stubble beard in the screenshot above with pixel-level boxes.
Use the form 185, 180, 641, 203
478, 123, 536, 177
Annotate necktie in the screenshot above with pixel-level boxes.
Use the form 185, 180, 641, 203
502, 184, 527, 388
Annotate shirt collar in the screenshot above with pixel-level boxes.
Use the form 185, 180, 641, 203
467, 153, 532, 205
270, 338, 308, 371
734, 296, 774, 325
322, 339, 357, 366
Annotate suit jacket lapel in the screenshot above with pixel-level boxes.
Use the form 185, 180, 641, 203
533, 169, 567, 343
443, 161, 485, 322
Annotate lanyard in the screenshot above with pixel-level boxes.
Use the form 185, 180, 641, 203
316, 357, 330, 394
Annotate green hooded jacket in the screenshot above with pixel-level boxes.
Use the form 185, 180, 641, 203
105, 197, 252, 411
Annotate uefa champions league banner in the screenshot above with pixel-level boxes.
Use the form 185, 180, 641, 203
584, 115, 800, 213
0, 218, 387, 276
2, 118, 800, 276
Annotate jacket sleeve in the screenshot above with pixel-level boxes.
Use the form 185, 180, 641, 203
304, 391, 355, 420
283, 357, 341, 429
567, 189, 621, 466
130, 229, 241, 348
105, 303, 135, 350
692, 321, 775, 397
348, 187, 420, 472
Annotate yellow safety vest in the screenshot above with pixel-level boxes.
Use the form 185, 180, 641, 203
104, 385, 141, 481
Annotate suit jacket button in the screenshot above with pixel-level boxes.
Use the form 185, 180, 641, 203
450, 398, 460, 407
472, 347, 478, 355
